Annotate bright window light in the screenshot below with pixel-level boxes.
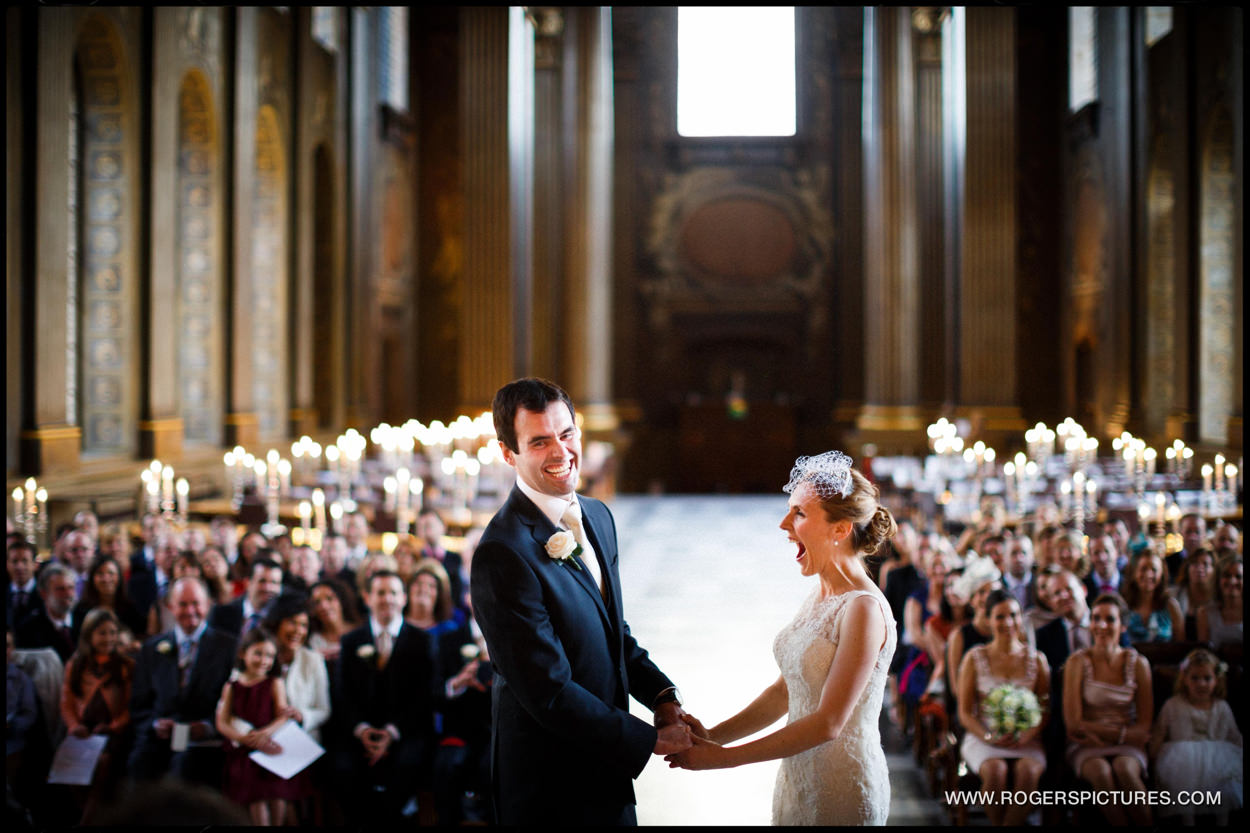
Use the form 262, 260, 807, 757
678, 7, 796, 138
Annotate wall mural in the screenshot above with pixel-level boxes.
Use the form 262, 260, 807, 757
252, 104, 288, 439
75, 16, 134, 456
177, 69, 221, 445
1198, 108, 1235, 445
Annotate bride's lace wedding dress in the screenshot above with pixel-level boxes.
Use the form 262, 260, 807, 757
771, 588, 896, 825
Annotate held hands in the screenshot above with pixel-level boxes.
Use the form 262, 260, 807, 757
242, 728, 282, 755
665, 735, 726, 770
652, 702, 694, 755
359, 727, 393, 766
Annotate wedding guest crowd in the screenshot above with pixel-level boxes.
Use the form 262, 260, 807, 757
6, 507, 489, 828
876, 503, 1243, 826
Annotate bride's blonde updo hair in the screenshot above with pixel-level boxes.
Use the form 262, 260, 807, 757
784, 451, 898, 557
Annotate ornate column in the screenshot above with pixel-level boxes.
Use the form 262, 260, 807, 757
225, 7, 259, 447
913, 9, 948, 410
951, 7, 1027, 443
23, 9, 83, 473
459, 6, 533, 413
561, 7, 617, 434
857, 6, 924, 452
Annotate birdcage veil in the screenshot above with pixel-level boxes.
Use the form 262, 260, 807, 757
783, 451, 854, 500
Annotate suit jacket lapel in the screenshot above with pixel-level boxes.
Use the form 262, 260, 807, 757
511, 488, 613, 627
578, 501, 621, 628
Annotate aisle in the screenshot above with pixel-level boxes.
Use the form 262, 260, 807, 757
610, 494, 945, 826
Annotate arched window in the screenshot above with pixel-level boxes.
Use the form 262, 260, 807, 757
677, 6, 796, 137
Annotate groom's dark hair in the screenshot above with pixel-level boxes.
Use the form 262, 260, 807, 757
493, 377, 576, 453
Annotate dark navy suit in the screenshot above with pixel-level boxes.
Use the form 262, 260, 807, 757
470, 488, 675, 826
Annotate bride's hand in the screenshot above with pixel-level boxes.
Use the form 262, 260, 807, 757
681, 712, 712, 741
665, 734, 725, 771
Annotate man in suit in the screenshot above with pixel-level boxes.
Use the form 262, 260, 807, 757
470, 378, 693, 826
337, 569, 436, 825
206, 557, 284, 637
127, 576, 236, 785
343, 513, 373, 571
1002, 535, 1038, 611
1166, 513, 1207, 584
6, 540, 43, 629
15, 562, 79, 661
1033, 568, 1090, 769
1083, 531, 1123, 600
128, 514, 171, 625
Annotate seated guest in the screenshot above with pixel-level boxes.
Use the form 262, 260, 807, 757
1211, 521, 1240, 556
229, 531, 270, 596
416, 508, 466, 613
898, 550, 953, 709
58, 529, 96, 597
945, 555, 1001, 698
285, 546, 321, 595
16, 562, 80, 662
1024, 566, 1061, 635
147, 550, 209, 636
1001, 536, 1037, 610
405, 559, 463, 639
1166, 514, 1207, 584
956, 590, 1050, 826
73, 556, 147, 639
209, 516, 241, 567
1122, 550, 1182, 643
1033, 524, 1064, 572
1052, 528, 1089, 582
1103, 518, 1132, 572
7, 540, 43, 629
127, 577, 236, 785
318, 532, 356, 590
97, 523, 131, 568
1173, 547, 1216, 642
208, 557, 285, 637
923, 564, 968, 699
342, 513, 374, 571
127, 514, 169, 623
59, 608, 134, 823
392, 535, 422, 587
337, 570, 436, 826
433, 591, 493, 825
263, 595, 331, 745
1196, 555, 1242, 650
1034, 569, 1091, 673
6, 627, 40, 785
1063, 593, 1153, 826
308, 578, 360, 666
1083, 531, 1123, 600
197, 546, 235, 604
263, 595, 330, 823
72, 510, 100, 549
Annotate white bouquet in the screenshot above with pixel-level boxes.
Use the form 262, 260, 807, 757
982, 684, 1042, 739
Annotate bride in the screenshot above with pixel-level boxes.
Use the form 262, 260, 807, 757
667, 451, 898, 825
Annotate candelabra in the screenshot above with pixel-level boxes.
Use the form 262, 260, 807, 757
11, 478, 48, 549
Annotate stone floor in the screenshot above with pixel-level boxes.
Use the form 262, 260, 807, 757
610, 494, 948, 826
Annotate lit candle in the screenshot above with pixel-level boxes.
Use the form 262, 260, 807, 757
23, 477, 36, 516
298, 500, 312, 539
13, 487, 23, 522
1202, 463, 1213, 495
410, 477, 423, 516
1155, 492, 1166, 525
312, 488, 327, 534
384, 476, 397, 513
176, 478, 189, 519
254, 460, 267, 494
329, 501, 343, 533
278, 459, 292, 495
1214, 454, 1225, 492
162, 465, 175, 508
1225, 464, 1239, 496
1144, 448, 1157, 479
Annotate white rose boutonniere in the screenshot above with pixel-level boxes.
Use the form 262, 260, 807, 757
546, 530, 583, 571
156, 640, 173, 655
357, 644, 377, 660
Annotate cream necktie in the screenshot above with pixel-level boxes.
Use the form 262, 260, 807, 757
562, 503, 604, 598
377, 629, 393, 668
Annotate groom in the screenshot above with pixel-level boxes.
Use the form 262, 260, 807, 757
470, 377, 693, 825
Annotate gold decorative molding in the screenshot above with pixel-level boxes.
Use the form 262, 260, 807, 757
138, 418, 184, 461
20, 425, 83, 474
856, 405, 927, 433
224, 412, 259, 447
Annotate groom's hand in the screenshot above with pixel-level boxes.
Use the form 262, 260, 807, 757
653, 722, 693, 756
653, 701, 685, 730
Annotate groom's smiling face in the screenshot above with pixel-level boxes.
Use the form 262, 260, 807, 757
505, 401, 581, 498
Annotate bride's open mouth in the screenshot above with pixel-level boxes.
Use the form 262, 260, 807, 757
792, 540, 806, 562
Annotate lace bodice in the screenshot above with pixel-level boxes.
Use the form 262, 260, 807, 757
770, 588, 896, 825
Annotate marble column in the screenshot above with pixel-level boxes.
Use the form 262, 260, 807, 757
858, 6, 924, 451
459, 6, 534, 413
561, 7, 617, 434
950, 7, 1026, 442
